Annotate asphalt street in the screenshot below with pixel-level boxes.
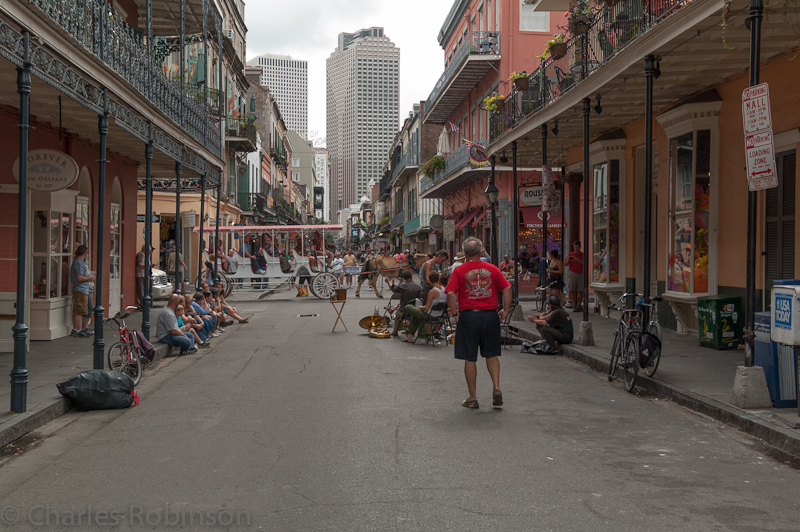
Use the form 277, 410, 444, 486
1, 289, 800, 531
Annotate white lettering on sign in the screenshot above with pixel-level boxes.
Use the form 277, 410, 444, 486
742, 83, 772, 134
775, 295, 792, 329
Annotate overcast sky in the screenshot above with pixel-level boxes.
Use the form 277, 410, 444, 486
245, 0, 453, 144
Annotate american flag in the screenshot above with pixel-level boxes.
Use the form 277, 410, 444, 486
446, 120, 460, 133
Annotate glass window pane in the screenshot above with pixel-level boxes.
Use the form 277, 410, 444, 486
34, 256, 47, 299
33, 211, 48, 254
61, 213, 72, 255
694, 130, 711, 292
49, 257, 58, 298
669, 132, 694, 293
61, 256, 70, 297
50, 211, 59, 254
592, 162, 608, 283
608, 160, 620, 283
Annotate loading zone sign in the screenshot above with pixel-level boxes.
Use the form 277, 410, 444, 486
742, 83, 778, 191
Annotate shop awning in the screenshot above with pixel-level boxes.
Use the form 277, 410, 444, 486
471, 207, 488, 227
520, 207, 562, 229
456, 209, 480, 231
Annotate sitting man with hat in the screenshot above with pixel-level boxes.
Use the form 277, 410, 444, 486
387, 269, 421, 337
528, 295, 574, 354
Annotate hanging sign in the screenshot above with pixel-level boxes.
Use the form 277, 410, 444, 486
443, 219, 456, 242
742, 83, 778, 191
12, 149, 80, 191
520, 186, 543, 206
181, 210, 196, 227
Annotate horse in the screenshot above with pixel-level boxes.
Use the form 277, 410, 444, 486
355, 254, 427, 298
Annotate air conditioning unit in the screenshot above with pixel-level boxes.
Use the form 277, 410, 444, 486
223, 29, 235, 41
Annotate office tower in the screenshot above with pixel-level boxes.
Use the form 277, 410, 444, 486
314, 147, 330, 222
247, 53, 308, 139
326, 27, 399, 221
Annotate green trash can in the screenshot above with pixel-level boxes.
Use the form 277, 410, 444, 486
698, 296, 743, 349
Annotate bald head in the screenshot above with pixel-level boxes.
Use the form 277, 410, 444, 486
167, 293, 182, 309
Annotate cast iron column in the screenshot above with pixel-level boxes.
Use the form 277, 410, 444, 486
541, 123, 548, 290
745, 0, 763, 368
490, 157, 498, 265
214, 179, 221, 283
644, 55, 656, 314
512, 141, 519, 302
583, 98, 591, 323
93, 90, 109, 370
560, 167, 566, 262
143, 127, 153, 340
10, 31, 31, 413
197, 174, 206, 289
175, 162, 182, 294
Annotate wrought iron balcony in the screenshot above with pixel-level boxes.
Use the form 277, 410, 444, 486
391, 210, 405, 229
29, 0, 222, 158
226, 117, 257, 153
390, 149, 419, 184
420, 140, 488, 199
490, 0, 687, 142
424, 31, 500, 124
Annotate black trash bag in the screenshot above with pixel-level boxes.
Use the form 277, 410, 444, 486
521, 339, 557, 355
56, 369, 135, 411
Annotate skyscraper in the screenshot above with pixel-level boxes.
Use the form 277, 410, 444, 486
326, 27, 399, 221
247, 53, 308, 139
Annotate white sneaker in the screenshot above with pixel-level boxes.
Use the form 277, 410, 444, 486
217, 327, 226, 333
211, 332, 221, 337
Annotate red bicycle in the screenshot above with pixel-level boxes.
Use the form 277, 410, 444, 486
106, 306, 144, 386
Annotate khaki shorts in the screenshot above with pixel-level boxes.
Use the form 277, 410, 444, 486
567, 270, 585, 292
73, 291, 89, 315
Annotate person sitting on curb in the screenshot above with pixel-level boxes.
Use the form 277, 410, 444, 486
191, 292, 219, 337
176, 304, 210, 349
212, 282, 245, 325
387, 269, 421, 337
528, 295, 574, 354
403, 271, 447, 343
181, 297, 212, 343
156, 294, 197, 355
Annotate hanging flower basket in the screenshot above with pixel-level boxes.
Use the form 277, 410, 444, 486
514, 77, 529, 90
570, 21, 590, 36
549, 43, 568, 60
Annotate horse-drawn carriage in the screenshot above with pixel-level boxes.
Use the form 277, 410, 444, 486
193, 224, 343, 299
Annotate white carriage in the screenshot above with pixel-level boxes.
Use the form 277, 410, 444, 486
193, 224, 343, 299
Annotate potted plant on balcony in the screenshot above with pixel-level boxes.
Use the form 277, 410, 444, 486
537, 34, 567, 60
565, 4, 595, 36
507, 71, 529, 90
422, 155, 446, 178
482, 94, 505, 113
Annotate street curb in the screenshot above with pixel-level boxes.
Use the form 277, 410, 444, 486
510, 325, 800, 459
0, 342, 172, 449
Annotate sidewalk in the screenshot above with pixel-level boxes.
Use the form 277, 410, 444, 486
508, 300, 800, 458
0, 305, 172, 448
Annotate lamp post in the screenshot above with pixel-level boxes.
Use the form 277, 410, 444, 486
485, 156, 499, 266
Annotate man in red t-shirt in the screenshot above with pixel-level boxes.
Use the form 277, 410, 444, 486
446, 237, 512, 409
564, 240, 585, 312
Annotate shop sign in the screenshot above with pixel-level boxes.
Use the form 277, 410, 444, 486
377, 237, 388, 243
742, 83, 778, 191
520, 186, 543, 206
181, 210, 196, 227
443, 219, 456, 242
12, 149, 79, 191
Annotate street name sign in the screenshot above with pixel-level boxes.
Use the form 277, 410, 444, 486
742, 83, 778, 191
136, 214, 161, 223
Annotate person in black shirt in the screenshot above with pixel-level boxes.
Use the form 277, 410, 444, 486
529, 295, 573, 353
387, 269, 421, 336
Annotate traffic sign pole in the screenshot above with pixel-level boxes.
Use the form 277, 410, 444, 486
744, 0, 764, 368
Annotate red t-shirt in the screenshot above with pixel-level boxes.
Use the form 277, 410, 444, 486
566, 251, 584, 273
446, 261, 511, 310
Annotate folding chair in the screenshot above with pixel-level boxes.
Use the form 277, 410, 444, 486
412, 302, 452, 346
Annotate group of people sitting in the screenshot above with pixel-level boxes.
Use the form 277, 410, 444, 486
155, 280, 249, 355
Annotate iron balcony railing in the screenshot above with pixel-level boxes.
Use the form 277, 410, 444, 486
391, 210, 405, 228
490, 0, 688, 142
425, 31, 500, 118
30, 0, 222, 158
390, 148, 419, 183
188, 84, 225, 117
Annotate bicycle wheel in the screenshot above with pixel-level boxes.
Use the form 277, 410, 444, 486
608, 329, 621, 382
107, 341, 142, 386
623, 334, 640, 393
643, 322, 662, 377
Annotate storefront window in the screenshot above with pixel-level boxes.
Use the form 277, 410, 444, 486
110, 205, 121, 280
592, 160, 620, 284
32, 210, 72, 299
668, 130, 711, 293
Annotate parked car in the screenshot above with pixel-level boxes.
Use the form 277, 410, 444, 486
151, 268, 173, 300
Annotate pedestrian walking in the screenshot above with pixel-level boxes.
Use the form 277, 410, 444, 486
135, 244, 153, 310
445, 237, 512, 409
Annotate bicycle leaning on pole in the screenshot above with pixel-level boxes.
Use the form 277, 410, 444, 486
105, 306, 145, 386
607, 293, 663, 392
